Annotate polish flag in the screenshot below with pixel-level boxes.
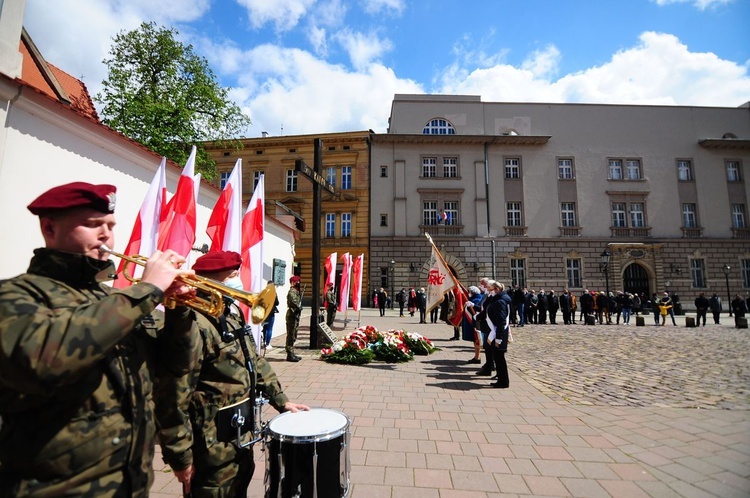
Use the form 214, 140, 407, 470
113, 158, 167, 288
240, 175, 265, 345
324, 252, 338, 289
206, 159, 242, 253
338, 253, 352, 312
158, 146, 197, 257
351, 254, 364, 311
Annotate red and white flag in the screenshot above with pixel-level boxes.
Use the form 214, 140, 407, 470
206, 159, 242, 253
158, 146, 197, 257
324, 252, 337, 288
338, 252, 352, 312
426, 243, 456, 312
449, 286, 468, 327
240, 175, 265, 343
113, 158, 167, 288
351, 254, 364, 311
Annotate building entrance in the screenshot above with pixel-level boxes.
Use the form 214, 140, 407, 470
623, 263, 649, 297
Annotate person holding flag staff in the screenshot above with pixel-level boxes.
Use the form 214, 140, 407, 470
0, 182, 195, 496
154, 251, 309, 497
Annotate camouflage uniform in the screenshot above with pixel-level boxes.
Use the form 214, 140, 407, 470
154, 302, 289, 497
0, 248, 193, 497
325, 288, 337, 326
285, 287, 302, 356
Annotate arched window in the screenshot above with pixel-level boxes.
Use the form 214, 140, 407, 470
422, 118, 456, 135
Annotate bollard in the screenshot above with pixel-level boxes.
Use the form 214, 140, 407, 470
737, 317, 748, 329
685, 317, 695, 327
635, 316, 645, 327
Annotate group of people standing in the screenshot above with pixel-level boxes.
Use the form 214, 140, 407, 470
0, 182, 308, 497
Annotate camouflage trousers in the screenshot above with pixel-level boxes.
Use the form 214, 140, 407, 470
190, 447, 254, 498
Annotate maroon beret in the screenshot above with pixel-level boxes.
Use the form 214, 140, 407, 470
290, 275, 301, 284
27, 182, 117, 216
193, 251, 242, 274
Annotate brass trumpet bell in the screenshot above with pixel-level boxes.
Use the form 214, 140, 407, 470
100, 245, 276, 324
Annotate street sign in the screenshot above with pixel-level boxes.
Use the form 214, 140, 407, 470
295, 159, 336, 195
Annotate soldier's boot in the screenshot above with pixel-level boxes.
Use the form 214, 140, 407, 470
286, 349, 301, 362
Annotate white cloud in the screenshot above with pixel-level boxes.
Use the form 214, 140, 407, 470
225, 44, 422, 135
334, 29, 393, 70
361, 0, 406, 15
651, 0, 733, 10
235, 0, 315, 31
439, 32, 750, 108
521, 45, 561, 79
23, 0, 210, 100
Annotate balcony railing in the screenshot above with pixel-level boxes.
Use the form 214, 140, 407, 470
610, 226, 652, 237
504, 226, 528, 237
420, 225, 464, 236
559, 226, 582, 237
731, 227, 750, 239
680, 227, 703, 238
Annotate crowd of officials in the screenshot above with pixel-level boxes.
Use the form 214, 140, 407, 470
0, 182, 308, 497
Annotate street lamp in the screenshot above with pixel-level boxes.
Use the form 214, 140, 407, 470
389, 260, 396, 309
600, 249, 611, 297
723, 264, 732, 317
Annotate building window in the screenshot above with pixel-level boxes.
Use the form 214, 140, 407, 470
443, 157, 458, 178
566, 258, 582, 289
506, 202, 522, 227
677, 160, 693, 181
558, 158, 574, 179
380, 214, 388, 227
727, 161, 742, 182
285, 170, 297, 192
326, 167, 336, 187
342, 166, 352, 190
682, 203, 697, 228
443, 201, 458, 225
422, 157, 437, 177
220, 171, 231, 189
690, 259, 706, 288
510, 258, 526, 288
505, 158, 520, 179
380, 165, 388, 178
609, 160, 623, 180
612, 202, 627, 227
325, 214, 335, 238
630, 203, 645, 228
422, 118, 456, 135
253, 171, 264, 190
341, 213, 351, 237
626, 160, 642, 180
731, 204, 746, 228
561, 202, 577, 227
423, 201, 438, 226
742, 259, 750, 288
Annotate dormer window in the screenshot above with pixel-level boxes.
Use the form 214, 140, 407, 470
423, 118, 456, 135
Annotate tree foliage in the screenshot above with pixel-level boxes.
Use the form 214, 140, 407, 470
95, 22, 250, 180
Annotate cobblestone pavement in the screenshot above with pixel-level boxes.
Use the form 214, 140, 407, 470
509, 321, 750, 410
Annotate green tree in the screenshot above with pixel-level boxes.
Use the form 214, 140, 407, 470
95, 22, 250, 180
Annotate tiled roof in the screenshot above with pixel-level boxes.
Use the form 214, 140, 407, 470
18, 28, 98, 121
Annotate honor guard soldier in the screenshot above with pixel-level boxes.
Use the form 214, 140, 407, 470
0, 182, 194, 496
154, 251, 308, 497
285, 275, 303, 362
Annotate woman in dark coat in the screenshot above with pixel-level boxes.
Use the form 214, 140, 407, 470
487, 281, 513, 388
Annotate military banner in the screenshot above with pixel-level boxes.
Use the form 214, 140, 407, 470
426, 241, 456, 313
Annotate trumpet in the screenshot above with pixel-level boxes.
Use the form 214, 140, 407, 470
100, 245, 276, 324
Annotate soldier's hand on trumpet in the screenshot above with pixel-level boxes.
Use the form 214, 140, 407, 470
138, 249, 196, 298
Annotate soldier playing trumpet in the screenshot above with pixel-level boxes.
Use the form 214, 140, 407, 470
0, 182, 195, 496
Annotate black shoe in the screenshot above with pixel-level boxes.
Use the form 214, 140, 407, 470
286, 355, 301, 362
466, 358, 481, 364
449, 337, 459, 341
477, 367, 493, 376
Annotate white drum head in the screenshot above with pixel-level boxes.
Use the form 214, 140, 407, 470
269, 408, 349, 439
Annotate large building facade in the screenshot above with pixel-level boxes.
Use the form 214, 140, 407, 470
206, 131, 371, 306
371, 94, 750, 308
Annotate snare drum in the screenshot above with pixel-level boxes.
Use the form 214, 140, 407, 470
264, 408, 351, 497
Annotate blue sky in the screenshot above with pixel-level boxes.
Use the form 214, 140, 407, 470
24, 0, 750, 137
